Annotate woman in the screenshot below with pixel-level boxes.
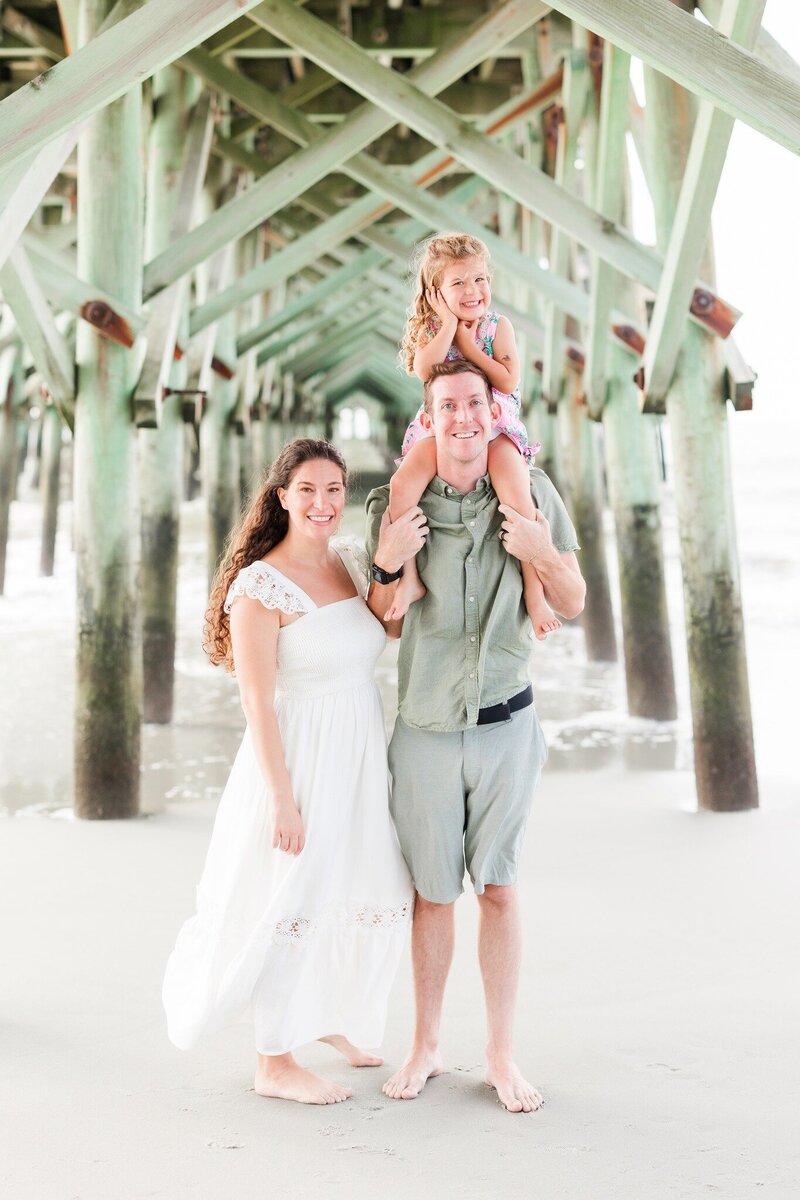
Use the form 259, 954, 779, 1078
163, 440, 413, 1105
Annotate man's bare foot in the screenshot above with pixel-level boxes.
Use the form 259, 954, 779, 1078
254, 1056, 353, 1105
485, 1059, 544, 1113
382, 1048, 443, 1100
319, 1034, 383, 1068
527, 596, 562, 642
384, 575, 426, 623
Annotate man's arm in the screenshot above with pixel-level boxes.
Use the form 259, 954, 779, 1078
364, 491, 428, 636
499, 505, 586, 619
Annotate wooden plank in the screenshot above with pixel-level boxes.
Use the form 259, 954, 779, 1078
542, 48, 589, 406
0, 244, 75, 421
638, 0, 764, 409
250, 0, 734, 318
0, 125, 84, 271
584, 41, 630, 418
722, 336, 756, 410
236, 248, 383, 357
143, 0, 549, 297
23, 232, 146, 343
134, 93, 214, 424
547, 0, 800, 153
1, 6, 66, 60
0, 0, 270, 170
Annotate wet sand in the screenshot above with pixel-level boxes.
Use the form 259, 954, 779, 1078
2, 419, 799, 1197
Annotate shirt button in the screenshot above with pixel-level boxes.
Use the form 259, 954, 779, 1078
469, 521, 475, 527
470, 636, 476, 643
469, 672, 475, 678
445, 486, 452, 494
468, 596, 475, 602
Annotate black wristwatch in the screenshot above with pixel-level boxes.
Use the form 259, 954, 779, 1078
371, 562, 404, 585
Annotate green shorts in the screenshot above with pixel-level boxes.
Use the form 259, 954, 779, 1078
387, 704, 547, 905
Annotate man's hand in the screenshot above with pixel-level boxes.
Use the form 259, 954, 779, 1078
498, 503, 553, 565
374, 507, 428, 573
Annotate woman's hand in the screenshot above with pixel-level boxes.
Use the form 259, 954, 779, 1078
271, 798, 305, 856
425, 287, 457, 332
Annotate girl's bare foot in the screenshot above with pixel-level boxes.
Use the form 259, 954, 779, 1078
384, 573, 426, 622
319, 1034, 383, 1067
254, 1054, 352, 1105
527, 595, 561, 641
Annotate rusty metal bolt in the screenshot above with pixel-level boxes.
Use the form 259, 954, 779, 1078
691, 289, 713, 314
82, 301, 114, 328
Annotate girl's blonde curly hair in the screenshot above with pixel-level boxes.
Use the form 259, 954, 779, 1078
400, 233, 491, 374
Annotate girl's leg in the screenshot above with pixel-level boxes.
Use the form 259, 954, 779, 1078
488, 437, 561, 641
385, 438, 438, 621
254, 1051, 353, 1105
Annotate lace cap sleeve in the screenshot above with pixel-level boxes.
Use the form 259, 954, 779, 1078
332, 536, 371, 598
224, 563, 310, 616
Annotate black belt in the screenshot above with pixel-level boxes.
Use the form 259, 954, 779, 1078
476, 684, 533, 726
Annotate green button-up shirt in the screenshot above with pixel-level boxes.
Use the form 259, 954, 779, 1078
365, 469, 579, 733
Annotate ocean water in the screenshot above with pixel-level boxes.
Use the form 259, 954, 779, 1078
1, 409, 798, 818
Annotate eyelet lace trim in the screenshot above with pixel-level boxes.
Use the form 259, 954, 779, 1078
272, 900, 412, 946
224, 564, 310, 616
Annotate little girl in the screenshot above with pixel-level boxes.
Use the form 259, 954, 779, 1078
386, 232, 561, 640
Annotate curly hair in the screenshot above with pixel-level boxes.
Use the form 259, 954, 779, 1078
400, 232, 491, 374
203, 438, 348, 672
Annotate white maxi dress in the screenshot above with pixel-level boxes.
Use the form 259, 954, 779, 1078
163, 538, 413, 1055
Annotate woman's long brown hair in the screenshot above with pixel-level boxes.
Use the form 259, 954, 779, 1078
203, 438, 348, 671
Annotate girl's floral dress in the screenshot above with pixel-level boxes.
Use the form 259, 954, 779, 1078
401, 310, 541, 460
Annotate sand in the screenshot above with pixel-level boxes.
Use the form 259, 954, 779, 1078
2, 767, 799, 1200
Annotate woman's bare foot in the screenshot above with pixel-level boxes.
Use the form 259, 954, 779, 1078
382, 1047, 443, 1100
319, 1034, 383, 1068
485, 1058, 544, 1113
254, 1053, 353, 1105
384, 572, 426, 622
527, 594, 561, 642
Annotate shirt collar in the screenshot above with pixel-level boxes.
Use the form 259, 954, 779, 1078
427, 473, 492, 501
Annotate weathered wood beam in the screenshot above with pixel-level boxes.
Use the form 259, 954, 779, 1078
722, 336, 756, 411
0, 244, 75, 422
542, 47, 589, 406
584, 41, 630, 418
23, 232, 146, 344
1, 6, 66, 60
547, 0, 800, 153
250, 0, 734, 326
0, 0, 270, 170
698, 0, 800, 85
236, 248, 384, 357
637, 0, 764, 409
0, 126, 82, 271
143, 0, 550, 297
133, 92, 214, 426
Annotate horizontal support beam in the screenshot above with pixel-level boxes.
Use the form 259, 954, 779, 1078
0, 0, 269, 170
548, 0, 800, 153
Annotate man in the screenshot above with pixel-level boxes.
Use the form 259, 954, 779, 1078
366, 359, 585, 1113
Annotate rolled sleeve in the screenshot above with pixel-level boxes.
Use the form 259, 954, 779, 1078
364, 484, 390, 564
530, 469, 580, 553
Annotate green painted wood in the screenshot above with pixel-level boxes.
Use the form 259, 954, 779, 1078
602, 339, 676, 719
72, 0, 144, 819
134, 89, 213, 426
639, 0, 765, 407
0, 244, 76, 421
0, 0, 270, 170
644, 65, 758, 812
584, 41, 630, 418
143, 0, 548, 296
0, 127, 82, 272
556, 365, 617, 662
1, 5, 66, 59
236, 249, 383, 357
0, 340, 22, 595
701, 0, 800, 84
39, 402, 63, 577
22, 231, 147, 340
139, 68, 197, 725
543, 47, 589, 406
548, 0, 800, 152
